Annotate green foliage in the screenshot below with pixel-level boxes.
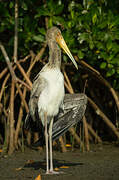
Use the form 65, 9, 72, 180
0, 0, 119, 89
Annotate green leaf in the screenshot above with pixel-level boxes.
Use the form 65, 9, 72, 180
100, 51, 108, 60
21, 2, 28, 10
108, 54, 115, 61
116, 68, 119, 74
35, 7, 51, 18
78, 33, 89, 44
38, 28, 46, 35
92, 13, 97, 24
9, 2, 14, 9
53, 16, 65, 26
112, 43, 119, 53
63, 54, 68, 62
96, 42, 104, 50
106, 69, 115, 77
98, 20, 107, 29
106, 40, 112, 51
89, 40, 94, 49
32, 34, 44, 42
48, 17, 53, 27
107, 63, 114, 68
54, 5, 64, 15
78, 50, 84, 59
100, 62, 107, 69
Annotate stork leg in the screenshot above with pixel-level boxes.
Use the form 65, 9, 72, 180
48, 117, 59, 174
44, 112, 49, 174
49, 117, 54, 172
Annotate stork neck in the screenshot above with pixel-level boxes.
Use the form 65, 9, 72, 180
48, 41, 61, 68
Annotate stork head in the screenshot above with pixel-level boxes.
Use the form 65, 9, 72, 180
46, 27, 78, 69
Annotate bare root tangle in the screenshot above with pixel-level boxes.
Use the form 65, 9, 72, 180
0, 42, 31, 91
0, 42, 30, 152
0, 54, 30, 82
0, 37, 47, 153
0, 56, 31, 106
88, 97, 119, 139
75, 56, 119, 112
0, 63, 31, 113
0, 39, 119, 154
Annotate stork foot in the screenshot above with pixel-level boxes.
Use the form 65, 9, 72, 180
46, 170, 62, 174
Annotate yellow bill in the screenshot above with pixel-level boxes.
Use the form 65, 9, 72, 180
56, 34, 78, 69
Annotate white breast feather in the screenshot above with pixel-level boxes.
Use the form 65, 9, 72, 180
38, 68, 64, 122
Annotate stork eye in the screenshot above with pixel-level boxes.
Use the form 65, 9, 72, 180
56, 32, 61, 37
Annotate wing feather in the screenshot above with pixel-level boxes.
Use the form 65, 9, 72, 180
29, 73, 47, 122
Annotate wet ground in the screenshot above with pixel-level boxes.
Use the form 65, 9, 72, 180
0, 143, 119, 180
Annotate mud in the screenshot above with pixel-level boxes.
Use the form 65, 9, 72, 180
0, 143, 119, 180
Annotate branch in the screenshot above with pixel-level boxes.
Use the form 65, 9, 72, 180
87, 123, 102, 143
15, 87, 27, 149
83, 116, 90, 151
59, 137, 67, 152
8, 80, 15, 154
15, 83, 29, 113
0, 42, 17, 81
69, 127, 84, 149
43, 0, 48, 29
27, 45, 46, 74
0, 103, 8, 117
13, 0, 18, 62
16, 61, 32, 88
63, 70, 74, 93
0, 73, 10, 102
17, 78, 31, 91
0, 67, 8, 79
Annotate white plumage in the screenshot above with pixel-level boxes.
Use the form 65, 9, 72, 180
38, 67, 64, 125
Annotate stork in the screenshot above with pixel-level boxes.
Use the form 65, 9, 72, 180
26, 27, 78, 174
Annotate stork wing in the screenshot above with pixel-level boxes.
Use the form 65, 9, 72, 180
27, 93, 87, 147
52, 93, 87, 140
25, 72, 47, 129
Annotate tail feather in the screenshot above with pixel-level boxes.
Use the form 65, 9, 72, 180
24, 113, 31, 130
